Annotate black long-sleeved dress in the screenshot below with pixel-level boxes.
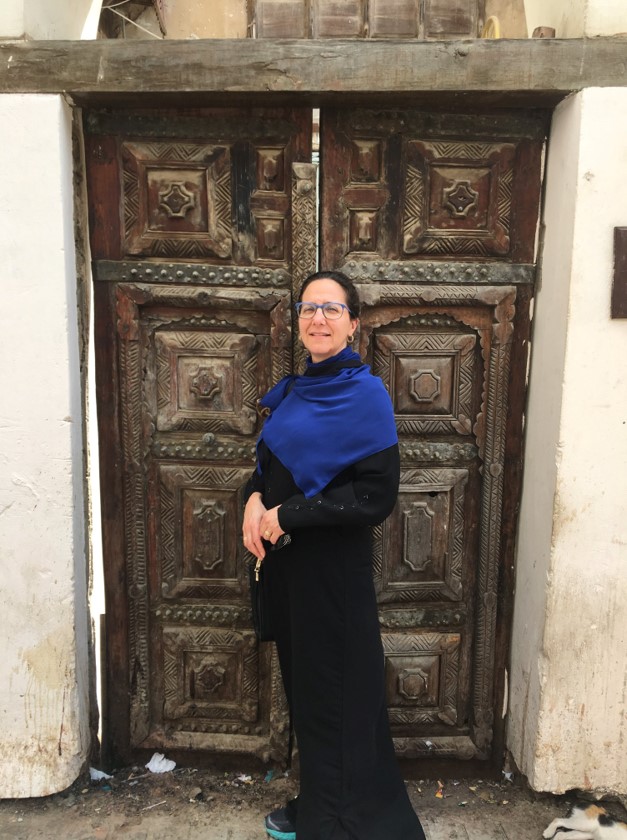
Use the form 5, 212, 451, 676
247, 434, 426, 840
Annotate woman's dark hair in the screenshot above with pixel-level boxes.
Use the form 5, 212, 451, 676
297, 270, 361, 318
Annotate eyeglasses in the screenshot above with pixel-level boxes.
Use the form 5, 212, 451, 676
295, 302, 351, 320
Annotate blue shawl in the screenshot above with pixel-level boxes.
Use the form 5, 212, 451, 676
257, 348, 398, 498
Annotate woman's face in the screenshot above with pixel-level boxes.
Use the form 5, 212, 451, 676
298, 278, 359, 363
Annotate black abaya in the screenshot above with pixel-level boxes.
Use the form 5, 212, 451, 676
247, 439, 426, 840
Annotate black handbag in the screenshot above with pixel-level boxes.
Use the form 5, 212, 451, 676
249, 556, 274, 642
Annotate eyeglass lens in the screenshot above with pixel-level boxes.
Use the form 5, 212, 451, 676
297, 302, 346, 319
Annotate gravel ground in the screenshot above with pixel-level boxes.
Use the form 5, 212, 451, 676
0, 763, 624, 840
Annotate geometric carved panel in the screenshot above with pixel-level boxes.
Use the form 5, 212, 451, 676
350, 139, 382, 183
349, 208, 378, 252
256, 216, 285, 260
158, 464, 251, 600
383, 632, 461, 726
162, 627, 258, 728
256, 148, 286, 192
376, 468, 468, 602
121, 141, 232, 259
373, 331, 477, 436
403, 141, 515, 257
155, 330, 258, 434
251, 143, 290, 264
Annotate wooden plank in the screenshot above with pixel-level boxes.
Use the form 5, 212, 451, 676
424, 0, 481, 38
256, 0, 308, 37
0, 38, 626, 100
612, 227, 627, 318
369, 0, 419, 37
313, 0, 365, 37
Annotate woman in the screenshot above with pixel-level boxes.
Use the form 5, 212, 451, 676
243, 271, 426, 840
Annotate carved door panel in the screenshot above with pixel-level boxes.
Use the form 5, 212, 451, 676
85, 109, 315, 764
320, 109, 545, 760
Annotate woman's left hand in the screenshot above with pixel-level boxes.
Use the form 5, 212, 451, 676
259, 506, 285, 546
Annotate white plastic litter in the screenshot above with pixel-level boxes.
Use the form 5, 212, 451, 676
145, 752, 176, 773
89, 767, 113, 781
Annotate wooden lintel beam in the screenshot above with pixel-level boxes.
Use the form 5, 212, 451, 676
0, 38, 625, 98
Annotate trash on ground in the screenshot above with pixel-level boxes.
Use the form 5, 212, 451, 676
145, 752, 176, 773
264, 769, 276, 783
140, 799, 167, 811
89, 767, 113, 781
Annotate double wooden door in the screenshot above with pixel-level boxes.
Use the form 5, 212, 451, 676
85, 106, 545, 766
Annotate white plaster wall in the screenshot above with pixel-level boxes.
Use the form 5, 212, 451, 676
509, 88, 627, 794
0, 95, 90, 797
523, 0, 627, 36
585, 0, 627, 37
0, 1, 24, 38
523, 0, 586, 37
23, 0, 99, 39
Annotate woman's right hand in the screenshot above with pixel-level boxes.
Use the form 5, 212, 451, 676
242, 491, 267, 561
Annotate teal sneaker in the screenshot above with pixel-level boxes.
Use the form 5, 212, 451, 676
265, 806, 296, 840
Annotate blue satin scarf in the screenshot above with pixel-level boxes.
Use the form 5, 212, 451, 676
257, 347, 398, 498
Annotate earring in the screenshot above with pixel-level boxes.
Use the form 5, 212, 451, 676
347, 334, 354, 344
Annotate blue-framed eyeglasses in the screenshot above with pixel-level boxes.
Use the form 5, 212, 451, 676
295, 302, 351, 320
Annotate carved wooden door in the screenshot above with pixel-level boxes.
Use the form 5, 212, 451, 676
320, 109, 545, 761
87, 104, 545, 769
85, 108, 315, 764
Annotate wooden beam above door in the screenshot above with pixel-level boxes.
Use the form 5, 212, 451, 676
0, 38, 626, 107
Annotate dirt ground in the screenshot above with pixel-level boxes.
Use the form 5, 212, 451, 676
1, 762, 625, 840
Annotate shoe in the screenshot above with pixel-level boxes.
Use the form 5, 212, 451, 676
265, 805, 296, 840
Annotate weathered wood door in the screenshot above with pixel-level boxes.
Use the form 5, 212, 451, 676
85, 108, 315, 763
320, 109, 544, 760
86, 105, 544, 767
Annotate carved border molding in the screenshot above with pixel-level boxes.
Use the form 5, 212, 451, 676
340, 259, 534, 286
154, 603, 251, 625
152, 433, 258, 463
393, 735, 482, 760
398, 440, 477, 463
94, 261, 291, 287
292, 162, 318, 372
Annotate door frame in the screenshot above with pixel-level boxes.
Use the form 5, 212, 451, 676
83, 98, 547, 777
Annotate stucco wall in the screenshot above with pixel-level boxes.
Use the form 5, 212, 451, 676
509, 88, 627, 794
523, 0, 627, 36
523, 0, 585, 36
0, 0, 101, 40
0, 1, 24, 38
0, 94, 90, 797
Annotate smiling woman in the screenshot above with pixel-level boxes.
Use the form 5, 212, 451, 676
297, 273, 359, 363
242, 270, 426, 840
